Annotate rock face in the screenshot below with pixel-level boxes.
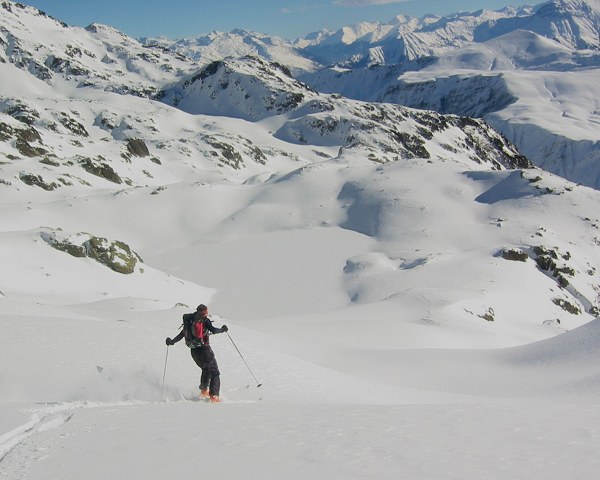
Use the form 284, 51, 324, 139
41, 230, 142, 274
158, 57, 311, 121
125, 138, 150, 158
156, 57, 529, 169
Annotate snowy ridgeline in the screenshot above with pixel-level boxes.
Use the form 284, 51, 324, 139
148, 0, 600, 188
3, 0, 600, 187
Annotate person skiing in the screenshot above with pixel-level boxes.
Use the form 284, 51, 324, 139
166, 304, 228, 403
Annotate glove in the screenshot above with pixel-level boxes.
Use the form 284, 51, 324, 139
221, 325, 228, 332
165, 337, 173, 346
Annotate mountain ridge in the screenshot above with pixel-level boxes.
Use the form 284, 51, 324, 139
134, 1, 600, 189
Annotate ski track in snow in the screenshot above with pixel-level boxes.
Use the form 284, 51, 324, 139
1, 400, 599, 480
0, 400, 156, 476
0, 403, 74, 465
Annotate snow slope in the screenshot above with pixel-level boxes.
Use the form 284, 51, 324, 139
2, 2, 600, 479
351, 67, 600, 188
3, 149, 600, 477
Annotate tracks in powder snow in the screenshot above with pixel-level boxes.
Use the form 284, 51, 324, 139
0, 400, 145, 470
0, 403, 75, 464
0, 390, 262, 470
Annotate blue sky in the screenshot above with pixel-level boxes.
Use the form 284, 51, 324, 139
21, 0, 539, 39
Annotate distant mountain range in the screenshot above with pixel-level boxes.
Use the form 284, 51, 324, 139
0, 0, 530, 196
142, 0, 600, 189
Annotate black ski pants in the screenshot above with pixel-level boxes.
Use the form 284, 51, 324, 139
190, 345, 220, 396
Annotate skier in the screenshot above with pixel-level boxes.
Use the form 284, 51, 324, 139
166, 304, 228, 403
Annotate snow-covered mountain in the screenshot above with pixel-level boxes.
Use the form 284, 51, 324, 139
0, 0, 530, 196
2, 2, 600, 478
142, 28, 319, 74
297, 0, 600, 67
0, 2, 198, 96
145, 1, 600, 189
293, 0, 600, 189
475, 0, 600, 50
1, 0, 598, 359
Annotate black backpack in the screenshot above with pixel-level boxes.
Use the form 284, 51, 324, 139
182, 313, 204, 348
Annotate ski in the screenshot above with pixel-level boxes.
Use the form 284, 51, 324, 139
181, 394, 209, 403
226, 384, 251, 393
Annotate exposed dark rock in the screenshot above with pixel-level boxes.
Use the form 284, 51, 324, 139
500, 248, 528, 262
16, 138, 47, 157
39, 157, 60, 166
58, 113, 89, 137
78, 157, 122, 184
478, 307, 495, 322
41, 231, 142, 274
85, 236, 142, 274
125, 138, 150, 157
19, 172, 59, 190
5, 103, 39, 125
391, 130, 430, 159
536, 254, 556, 272
95, 112, 118, 131
0, 122, 13, 141
14, 124, 42, 143
552, 297, 581, 315
204, 136, 243, 169
533, 245, 559, 259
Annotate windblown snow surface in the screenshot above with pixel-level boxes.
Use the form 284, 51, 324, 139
2, 153, 600, 479
1, 3, 600, 479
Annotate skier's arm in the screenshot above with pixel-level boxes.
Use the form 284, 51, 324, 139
205, 318, 228, 334
166, 329, 184, 345
172, 330, 185, 343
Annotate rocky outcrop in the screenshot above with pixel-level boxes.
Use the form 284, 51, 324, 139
41, 229, 143, 274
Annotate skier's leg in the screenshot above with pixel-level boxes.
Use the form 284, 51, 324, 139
200, 370, 211, 391
203, 347, 221, 397
190, 348, 210, 396
210, 374, 221, 397
190, 347, 203, 368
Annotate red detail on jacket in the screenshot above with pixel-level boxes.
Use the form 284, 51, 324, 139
194, 321, 204, 341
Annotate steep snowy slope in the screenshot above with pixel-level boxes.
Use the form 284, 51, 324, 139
474, 0, 600, 50
0, 1, 196, 95
1, 45, 529, 197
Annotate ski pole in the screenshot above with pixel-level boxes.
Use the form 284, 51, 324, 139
160, 345, 169, 401
226, 332, 262, 387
